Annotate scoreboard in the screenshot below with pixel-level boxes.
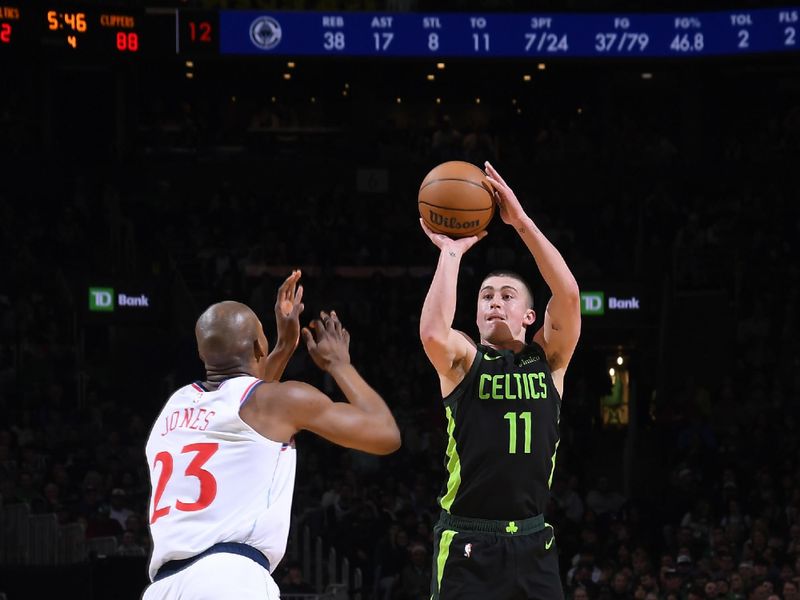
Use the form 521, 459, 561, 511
0, 4, 798, 59
0, 5, 149, 53
219, 8, 800, 57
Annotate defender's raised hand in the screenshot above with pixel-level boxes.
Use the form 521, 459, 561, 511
302, 311, 351, 372
275, 269, 305, 351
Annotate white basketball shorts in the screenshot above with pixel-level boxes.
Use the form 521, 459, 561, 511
142, 552, 281, 600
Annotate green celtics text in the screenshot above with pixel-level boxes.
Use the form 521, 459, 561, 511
478, 373, 548, 400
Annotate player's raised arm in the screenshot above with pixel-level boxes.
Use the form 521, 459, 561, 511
289, 311, 400, 455
418, 220, 485, 392
261, 270, 305, 382
484, 161, 581, 374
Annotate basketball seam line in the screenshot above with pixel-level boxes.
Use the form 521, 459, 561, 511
419, 178, 493, 194
428, 224, 488, 235
418, 201, 495, 213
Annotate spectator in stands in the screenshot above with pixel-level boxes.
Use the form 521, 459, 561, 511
783, 580, 799, 600
108, 488, 134, 530
551, 476, 585, 523
586, 476, 626, 518
374, 524, 410, 600
395, 544, 430, 600
571, 587, 589, 600
281, 563, 315, 594
604, 570, 630, 599
42, 482, 65, 521
116, 530, 147, 557
17, 472, 45, 512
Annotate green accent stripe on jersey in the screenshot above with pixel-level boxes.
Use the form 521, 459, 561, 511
436, 529, 457, 594
547, 438, 561, 489
439, 406, 461, 512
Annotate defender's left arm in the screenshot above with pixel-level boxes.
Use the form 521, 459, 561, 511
485, 162, 581, 374
262, 270, 305, 382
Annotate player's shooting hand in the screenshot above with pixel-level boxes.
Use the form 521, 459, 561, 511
484, 161, 527, 227
302, 311, 351, 372
419, 219, 487, 256
275, 270, 304, 351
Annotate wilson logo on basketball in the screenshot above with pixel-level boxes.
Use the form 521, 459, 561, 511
428, 210, 480, 230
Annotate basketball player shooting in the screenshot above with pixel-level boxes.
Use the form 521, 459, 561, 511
419, 162, 581, 599
143, 271, 401, 600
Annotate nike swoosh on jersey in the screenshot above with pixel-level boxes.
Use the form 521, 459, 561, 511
483, 355, 502, 361
545, 536, 555, 550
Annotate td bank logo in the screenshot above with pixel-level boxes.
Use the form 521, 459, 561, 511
580, 292, 605, 316
89, 287, 151, 312
89, 287, 115, 312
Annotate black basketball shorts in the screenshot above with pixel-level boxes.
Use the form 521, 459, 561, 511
430, 512, 564, 600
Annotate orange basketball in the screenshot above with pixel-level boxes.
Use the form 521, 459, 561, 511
418, 161, 495, 238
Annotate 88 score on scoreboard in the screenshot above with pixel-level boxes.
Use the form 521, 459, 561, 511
42, 8, 140, 52
0, 4, 166, 56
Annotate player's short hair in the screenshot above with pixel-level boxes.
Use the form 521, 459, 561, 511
481, 270, 534, 310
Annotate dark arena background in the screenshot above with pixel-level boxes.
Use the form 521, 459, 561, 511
2, 0, 800, 599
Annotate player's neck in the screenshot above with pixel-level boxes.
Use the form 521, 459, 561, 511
203, 369, 256, 388
481, 338, 527, 353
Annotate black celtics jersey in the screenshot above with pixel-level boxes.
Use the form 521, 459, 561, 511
437, 342, 562, 520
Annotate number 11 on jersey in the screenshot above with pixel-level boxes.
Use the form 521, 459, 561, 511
504, 411, 532, 454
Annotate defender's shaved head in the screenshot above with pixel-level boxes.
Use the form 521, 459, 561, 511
195, 301, 266, 373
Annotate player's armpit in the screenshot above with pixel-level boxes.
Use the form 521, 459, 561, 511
420, 327, 475, 377
282, 382, 400, 455
534, 295, 581, 372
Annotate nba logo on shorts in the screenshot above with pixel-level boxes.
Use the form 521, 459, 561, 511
249, 16, 282, 50
464, 543, 472, 558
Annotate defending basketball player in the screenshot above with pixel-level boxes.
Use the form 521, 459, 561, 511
419, 162, 581, 599
143, 271, 400, 600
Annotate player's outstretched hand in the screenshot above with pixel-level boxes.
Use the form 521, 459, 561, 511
419, 219, 487, 255
275, 270, 305, 351
302, 311, 351, 372
484, 161, 527, 226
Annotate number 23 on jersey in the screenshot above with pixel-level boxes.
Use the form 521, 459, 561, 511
150, 442, 219, 524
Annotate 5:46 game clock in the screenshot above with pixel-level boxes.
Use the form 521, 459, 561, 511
43, 6, 141, 53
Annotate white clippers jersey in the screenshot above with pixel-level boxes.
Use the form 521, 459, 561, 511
145, 376, 296, 581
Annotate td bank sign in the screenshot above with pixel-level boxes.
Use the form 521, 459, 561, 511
580, 291, 641, 316
89, 287, 151, 312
